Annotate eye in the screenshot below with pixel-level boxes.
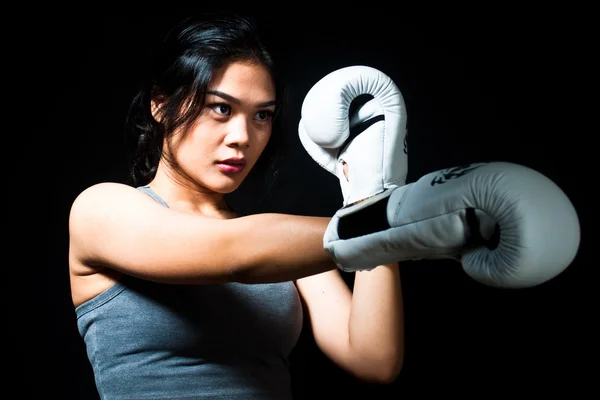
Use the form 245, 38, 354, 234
210, 103, 231, 116
255, 110, 274, 121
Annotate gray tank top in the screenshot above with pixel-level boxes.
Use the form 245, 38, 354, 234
75, 186, 304, 399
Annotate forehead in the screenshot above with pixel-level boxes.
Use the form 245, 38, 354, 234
208, 61, 275, 101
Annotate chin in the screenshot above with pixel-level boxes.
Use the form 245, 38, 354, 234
200, 168, 252, 194
212, 178, 246, 194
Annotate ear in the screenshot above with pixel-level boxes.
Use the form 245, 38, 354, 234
150, 99, 164, 122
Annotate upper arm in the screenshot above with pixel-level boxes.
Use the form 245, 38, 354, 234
68, 182, 239, 284
295, 269, 354, 367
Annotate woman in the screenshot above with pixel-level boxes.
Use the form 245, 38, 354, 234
69, 14, 404, 399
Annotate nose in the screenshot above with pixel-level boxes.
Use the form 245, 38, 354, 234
224, 116, 251, 148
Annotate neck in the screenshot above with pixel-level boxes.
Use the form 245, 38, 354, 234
148, 166, 233, 219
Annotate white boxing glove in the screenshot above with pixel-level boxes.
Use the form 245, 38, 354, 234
299, 65, 408, 207
324, 161, 581, 289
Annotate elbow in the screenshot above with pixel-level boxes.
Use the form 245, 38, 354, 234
382, 359, 404, 384
351, 352, 404, 385
372, 355, 404, 385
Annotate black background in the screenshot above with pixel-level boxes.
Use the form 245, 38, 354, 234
17, 8, 592, 399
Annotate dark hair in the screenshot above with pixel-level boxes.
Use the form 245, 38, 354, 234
124, 14, 286, 194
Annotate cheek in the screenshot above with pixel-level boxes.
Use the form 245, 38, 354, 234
188, 123, 223, 150
254, 132, 272, 156
259, 131, 272, 148
176, 134, 218, 164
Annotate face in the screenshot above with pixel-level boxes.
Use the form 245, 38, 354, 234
165, 61, 276, 194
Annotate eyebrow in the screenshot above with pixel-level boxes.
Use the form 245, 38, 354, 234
206, 90, 277, 108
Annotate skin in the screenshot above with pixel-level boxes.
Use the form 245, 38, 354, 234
69, 61, 404, 384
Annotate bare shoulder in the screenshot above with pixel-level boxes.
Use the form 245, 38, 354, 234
67, 181, 163, 267
70, 181, 141, 215
69, 182, 141, 307
69, 181, 132, 237
68, 181, 158, 241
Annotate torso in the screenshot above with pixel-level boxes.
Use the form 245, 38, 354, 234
69, 184, 305, 399
72, 242, 304, 400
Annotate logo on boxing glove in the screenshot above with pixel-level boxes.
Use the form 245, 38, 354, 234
430, 163, 488, 186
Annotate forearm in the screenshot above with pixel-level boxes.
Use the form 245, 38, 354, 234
227, 213, 338, 283
348, 263, 404, 380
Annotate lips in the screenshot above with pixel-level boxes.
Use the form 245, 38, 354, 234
216, 158, 247, 174
220, 158, 247, 166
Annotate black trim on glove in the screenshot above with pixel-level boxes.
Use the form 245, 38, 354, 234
337, 195, 391, 239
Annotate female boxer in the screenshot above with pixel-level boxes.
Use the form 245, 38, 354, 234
68, 13, 404, 400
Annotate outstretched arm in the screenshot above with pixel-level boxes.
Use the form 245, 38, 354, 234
69, 182, 337, 285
